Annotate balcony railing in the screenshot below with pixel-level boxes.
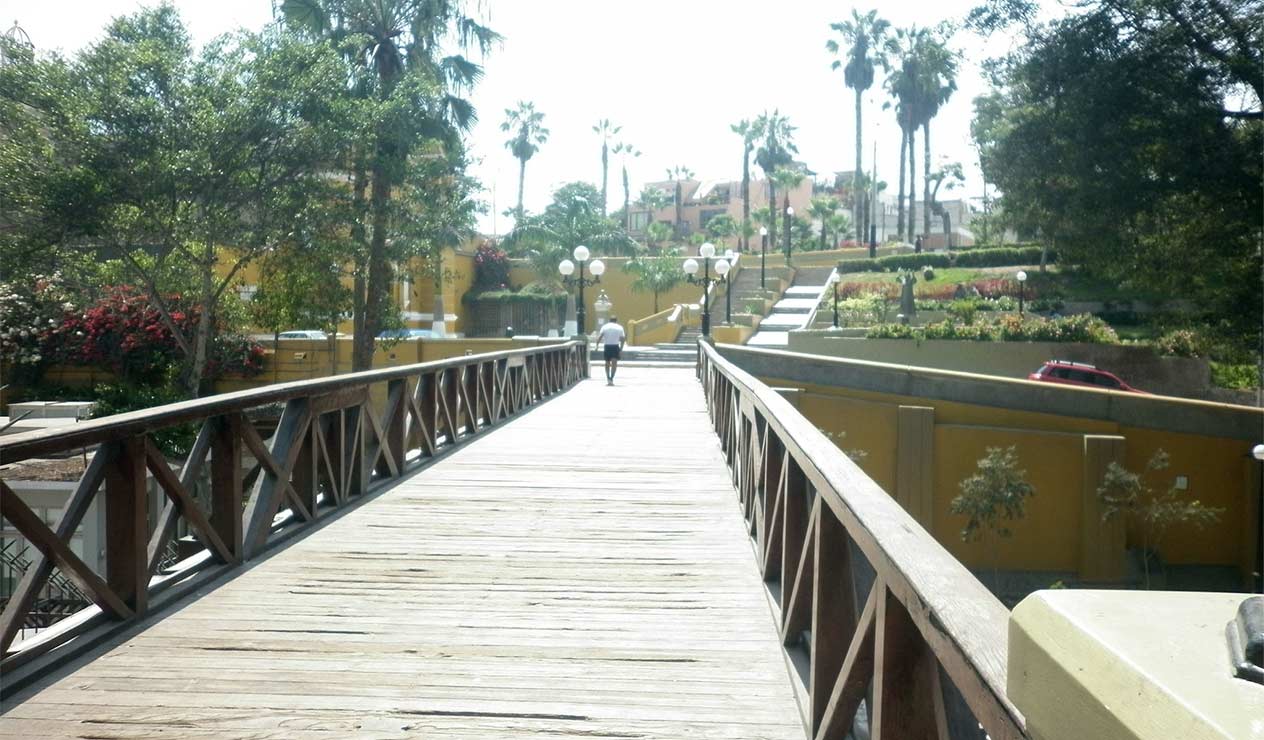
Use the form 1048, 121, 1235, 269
697, 340, 1027, 739
0, 341, 587, 695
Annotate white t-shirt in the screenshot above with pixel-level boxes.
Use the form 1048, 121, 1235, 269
596, 323, 625, 346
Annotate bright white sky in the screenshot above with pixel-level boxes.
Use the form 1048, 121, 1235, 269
9, 0, 1033, 235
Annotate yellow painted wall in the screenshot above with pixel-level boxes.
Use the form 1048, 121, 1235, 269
934, 425, 1085, 572
506, 257, 706, 325
759, 374, 1256, 579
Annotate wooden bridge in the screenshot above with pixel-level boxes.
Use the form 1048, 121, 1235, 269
0, 342, 1025, 739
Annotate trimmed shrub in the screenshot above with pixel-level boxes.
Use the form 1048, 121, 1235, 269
1153, 329, 1205, 358
953, 245, 1051, 267
838, 246, 1053, 274
866, 313, 1118, 344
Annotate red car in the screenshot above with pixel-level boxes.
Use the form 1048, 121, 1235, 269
1027, 360, 1147, 393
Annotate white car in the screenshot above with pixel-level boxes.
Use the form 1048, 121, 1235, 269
277, 330, 328, 340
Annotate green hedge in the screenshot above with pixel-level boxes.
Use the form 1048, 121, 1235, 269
839, 246, 1052, 273
866, 314, 1118, 344
463, 289, 567, 305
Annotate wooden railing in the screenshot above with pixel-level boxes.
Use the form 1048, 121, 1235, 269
697, 340, 1027, 740
0, 341, 587, 695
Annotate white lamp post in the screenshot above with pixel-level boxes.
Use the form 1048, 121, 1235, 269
559, 246, 601, 336
1016, 270, 1028, 316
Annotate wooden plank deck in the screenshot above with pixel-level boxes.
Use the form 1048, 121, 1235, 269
1, 367, 806, 739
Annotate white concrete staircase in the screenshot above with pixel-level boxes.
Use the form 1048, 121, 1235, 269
748, 267, 834, 347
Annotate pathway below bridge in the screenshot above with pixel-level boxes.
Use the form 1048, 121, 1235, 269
2, 368, 805, 739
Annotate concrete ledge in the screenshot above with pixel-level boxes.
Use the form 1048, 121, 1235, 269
1009, 590, 1263, 740
715, 344, 1264, 442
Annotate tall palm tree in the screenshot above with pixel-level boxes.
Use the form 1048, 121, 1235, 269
808, 196, 840, 250
666, 165, 694, 237
753, 110, 798, 249
612, 142, 640, 229
914, 32, 958, 243
828, 10, 889, 253
279, 0, 500, 370
502, 101, 549, 222
730, 119, 758, 252
827, 212, 852, 246
885, 26, 925, 245
593, 119, 621, 216
772, 167, 806, 262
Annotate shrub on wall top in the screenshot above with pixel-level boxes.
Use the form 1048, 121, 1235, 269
838, 245, 1053, 274
865, 314, 1118, 344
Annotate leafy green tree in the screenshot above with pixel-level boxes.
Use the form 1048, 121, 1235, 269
970, 4, 1262, 349
503, 101, 549, 221
593, 119, 621, 216
828, 9, 890, 247
627, 247, 685, 313
1097, 449, 1224, 589
637, 185, 671, 236
252, 245, 353, 379
950, 445, 1036, 589
730, 119, 759, 251
8, 9, 363, 394
502, 181, 637, 286
645, 222, 673, 251
705, 213, 738, 243
281, 0, 499, 371
926, 162, 964, 246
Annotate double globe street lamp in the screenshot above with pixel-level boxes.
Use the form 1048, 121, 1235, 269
559, 245, 604, 336
683, 242, 730, 337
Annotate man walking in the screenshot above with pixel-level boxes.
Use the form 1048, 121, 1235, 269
596, 316, 626, 385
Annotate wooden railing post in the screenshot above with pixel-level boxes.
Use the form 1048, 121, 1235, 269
211, 415, 244, 562
384, 379, 407, 472
104, 437, 149, 615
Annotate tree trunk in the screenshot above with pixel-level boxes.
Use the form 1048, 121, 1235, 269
351, 161, 368, 355
907, 125, 917, 244
516, 158, 526, 221
854, 87, 864, 251
820, 221, 827, 250
432, 251, 447, 337
273, 330, 280, 384
600, 143, 609, 217
896, 126, 907, 242
622, 165, 630, 230
767, 179, 777, 248
356, 155, 392, 371
923, 121, 932, 243
741, 147, 751, 252
674, 181, 683, 237
186, 245, 215, 397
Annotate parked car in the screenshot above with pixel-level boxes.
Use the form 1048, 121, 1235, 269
1027, 360, 1147, 393
277, 330, 328, 340
377, 328, 433, 340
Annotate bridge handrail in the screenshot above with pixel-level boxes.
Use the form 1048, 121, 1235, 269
697, 339, 1028, 739
0, 341, 588, 693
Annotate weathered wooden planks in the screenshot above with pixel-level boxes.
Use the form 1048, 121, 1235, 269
1, 367, 804, 739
